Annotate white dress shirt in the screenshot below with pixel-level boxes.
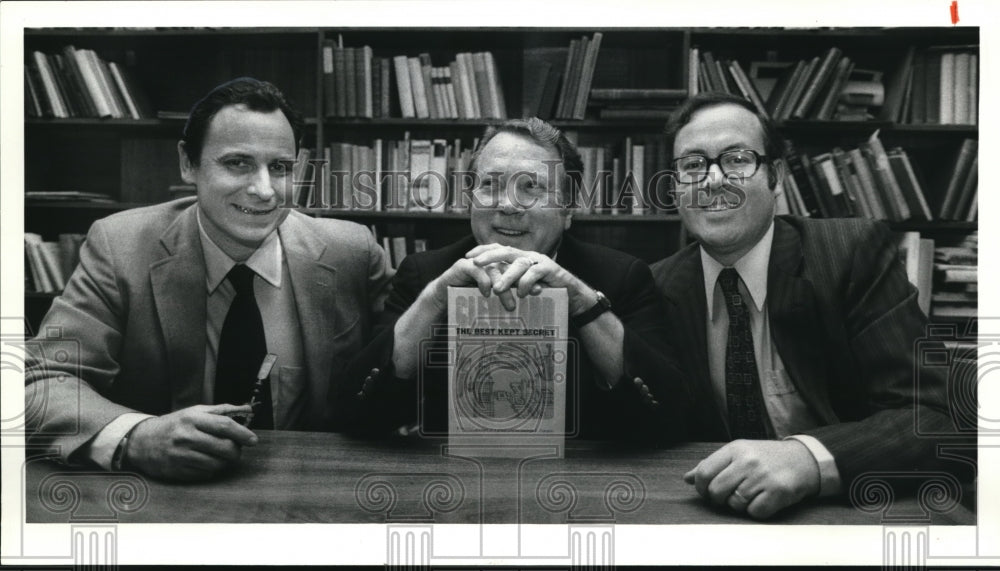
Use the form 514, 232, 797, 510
700, 221, 841, 496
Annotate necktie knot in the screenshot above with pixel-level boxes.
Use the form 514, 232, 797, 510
718, 268, 743, 307
227, 264, 256, 296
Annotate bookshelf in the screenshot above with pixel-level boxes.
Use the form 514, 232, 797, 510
24, 27, 978, 332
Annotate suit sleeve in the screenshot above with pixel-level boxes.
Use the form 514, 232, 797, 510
330, 253, 425, 434
802, 222, 971, 487
25, 219, 138, 462
601, 258, 691, 445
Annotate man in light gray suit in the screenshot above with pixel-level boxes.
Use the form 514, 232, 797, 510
25, 78, 389, 481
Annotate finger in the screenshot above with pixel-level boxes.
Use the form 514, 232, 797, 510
692, 448, 733, 498
515, 263, 546, 297
192, 412, 259, 447
683, 469, 696, 485
175, 449, 231, 480
472, 247, 526, 267
530, 284, 543, 296
726, 489, 752, 512
484, 265, 517, 311
746, 490, 786, 520
203, 403, 253, 415
706, 464, 745, 506
469, 264, 494, 298
465, 243, 505, 259
494, 259, 534, 293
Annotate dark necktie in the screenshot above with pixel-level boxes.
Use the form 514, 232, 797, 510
214, 264, 273, 429
718, 268, 769, 440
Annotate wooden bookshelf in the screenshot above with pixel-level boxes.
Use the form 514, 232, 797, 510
24, 26, 979, 331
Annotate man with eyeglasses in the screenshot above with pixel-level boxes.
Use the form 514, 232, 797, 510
650, 92, 964, 519
341, 118, 688, 441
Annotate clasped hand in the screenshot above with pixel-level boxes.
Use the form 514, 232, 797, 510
434, 243, 593, 313
683, 439, 821, 520
126, 404, 259, 481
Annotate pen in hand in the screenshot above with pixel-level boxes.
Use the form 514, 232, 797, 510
243, 353, 278, 428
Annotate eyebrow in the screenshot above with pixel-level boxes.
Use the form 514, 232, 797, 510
677, 143, 759, 156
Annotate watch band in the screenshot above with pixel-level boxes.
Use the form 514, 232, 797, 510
111, 422, 143, 472
571, 290, 611, 328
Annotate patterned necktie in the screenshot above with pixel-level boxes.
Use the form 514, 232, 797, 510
214, 264, 273, 429
718, 268, 768, 439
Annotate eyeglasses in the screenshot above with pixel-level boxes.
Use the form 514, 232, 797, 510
671, 149, 769, 185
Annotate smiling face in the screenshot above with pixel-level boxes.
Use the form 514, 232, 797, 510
673, 103, 779, 266
470, 132, 572, 257
179, 104, 296, 261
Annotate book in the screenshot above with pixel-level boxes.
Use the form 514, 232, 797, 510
886, 148, 933, 221
791, 47, 843, 119
952, 52, 971, 124
572, 32, 602, 120
781, 56, 819, 121
767, 60, 804, 119
813, 57, 854, 121
447, 286, 568, 455
939, 51, 954, 124
393, 55, 415, 118
968, 54, 978, 124
861, 130, 910, 221
880, 47, 916, 122
484, 51, 506, 119
924, 51, 941, 124
952, 155, 978, 221
471, 52, 493, 119
728, 59, 769, 118
335, 47, 349, 118
418, 53, 438, 119
938, 138, 977, 219
557, 38, 582, 118
322, 40, 336, 117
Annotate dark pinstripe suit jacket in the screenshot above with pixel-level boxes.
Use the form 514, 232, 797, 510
650, 216, 969, 488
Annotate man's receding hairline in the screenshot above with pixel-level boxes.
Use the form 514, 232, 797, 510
674, 102, 768, 154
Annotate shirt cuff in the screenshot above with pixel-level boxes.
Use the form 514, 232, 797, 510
786, 434, 841, 497
87, 413, 155, 470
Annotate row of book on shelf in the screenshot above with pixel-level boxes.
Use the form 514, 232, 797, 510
692, 44, 978, 125
24, 233, 86, 294
897, 231, 977, 320
288, 130, 976, 222
23, 227, 979, 326
781, 133, 977, 222
25, 46, 153, 120
323, 38, 508, 120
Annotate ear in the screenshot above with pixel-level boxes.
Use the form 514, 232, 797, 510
178, 141, 196, 185
767, 159, 784, 195
563, 209, 573, 232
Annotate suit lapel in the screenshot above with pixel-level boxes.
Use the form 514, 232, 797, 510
660, 245, 729, 438
149, 205, 207, 410
767, 219, 839, 424
279, 213, 339, 419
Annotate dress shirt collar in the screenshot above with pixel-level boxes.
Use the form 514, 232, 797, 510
197, 207, 283, 293
700, 220, 775, 320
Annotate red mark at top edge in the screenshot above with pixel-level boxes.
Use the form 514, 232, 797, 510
951, 1, 959, 25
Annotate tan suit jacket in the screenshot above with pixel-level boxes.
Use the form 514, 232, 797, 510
26, 198, 389, 459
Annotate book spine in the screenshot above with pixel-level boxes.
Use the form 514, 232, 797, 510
334, 47, 349, 117
939, 52, 954, 125
449, 61, 469, 119
782, 56, 818, 121
418, 53, 439, 119
728, 59, 769, 118
322, 40, 336, 117
791, 47, 842, 119
951, 155, 978, 221
459, 53, 481, 118
573, 32, 602, 120
33, 51, 68, 118
924, 51, 941, 124
814, 57, 853, 121
968, 54, 978, 124
847, 147, 887, 220
344, 47, 357, 117
72, 48, 111, 118
108, 62, 140, 119
895, 149, 934, 220
49, 55, 80, 117
557, 39, 580, 118
688, 47, 699, 96
863, 133, 911, 220
380, 57, 392, 118
484, 51, 507, 119
471, 53, 494, 119
952, 52, 970, 124
408, 57, 430, 119
443, 67, 459, 119
393, 55, 415, 118
938, 138, 977, 219
97, 58, 128, 119
363, 46, 374, 118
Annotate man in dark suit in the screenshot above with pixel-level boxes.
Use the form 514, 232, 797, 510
342, 118, 687, 441
25, 78, 389, 481
651, 92, 967, 519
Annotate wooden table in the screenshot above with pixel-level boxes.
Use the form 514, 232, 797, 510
24, 430, 974, 525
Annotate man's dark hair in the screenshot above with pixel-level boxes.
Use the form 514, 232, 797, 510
181, 77, 304, 165
665, 92, 785, 188
471, 117, 584, 205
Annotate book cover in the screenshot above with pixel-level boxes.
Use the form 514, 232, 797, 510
362, 46, 374, 118
968, 54, 978, 124
484, 51, 507, 119
450, 60, 470, 118
887, 148, 933, 221
879, 46, 916, 122
458, 53, 482, 118
952, 52, 970, 124
471, 52, 494, 119
418, 53, 438, 119
924, 51, 942, 124
344, 46, 357, 117
447, 286, 568, 455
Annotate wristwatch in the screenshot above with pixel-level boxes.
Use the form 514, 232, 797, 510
571, 290, 611, 328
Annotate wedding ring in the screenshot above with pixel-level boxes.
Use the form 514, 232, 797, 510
731, 489, 750, 504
